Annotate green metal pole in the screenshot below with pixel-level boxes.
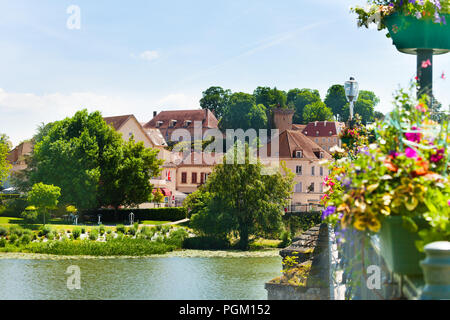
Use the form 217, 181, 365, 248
417, 49, 433, 99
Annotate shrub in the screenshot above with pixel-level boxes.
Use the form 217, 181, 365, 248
279, 230, 292, 248
47, 231, 55, 241
0, 227, 7, 237
9, 234, 18, 244
116, 224, 125, 234
81, 227, 86, 234
9, 226, 24, 237
89, 229, 99, 241
165, 228, 189, 247
38, 225, 52, 237
99, 225, 105, 235
0, 238, 6, 247
182, 236, 230, 250
73, 228, 82, 240
129, 227, 137, 236
106, 229, 112, 235
20, 208, 39, 223
20, 234, 31, 245
81, 207, 188, 223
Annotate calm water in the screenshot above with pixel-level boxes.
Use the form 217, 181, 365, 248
0, 256, 281, 300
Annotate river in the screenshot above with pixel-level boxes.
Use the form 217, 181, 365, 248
0, 253, 281, 300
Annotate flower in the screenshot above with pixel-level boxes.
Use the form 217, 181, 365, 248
405, 147, 418, 158
405, 126, 421, 143
321, 206, 336, 220
430, 148, 445, 163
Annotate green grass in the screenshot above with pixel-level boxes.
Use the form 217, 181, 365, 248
141, 220, 171, 226
0, 238, 177, 256
249, 238, 282, 250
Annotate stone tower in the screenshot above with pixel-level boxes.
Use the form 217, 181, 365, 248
273, 108, 295, 133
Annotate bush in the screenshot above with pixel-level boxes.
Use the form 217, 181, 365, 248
116, 224, 125, 234
20, 234, 31, 245
38, 225, 53, 237
81, 207, 188, 223
89, 229, 99, 241
9, 234, 18, 244
0, 238, 6, 247
47, 231, 55, 241
99, 225, 105, 235
20, 209, 39, 223
279, 230, 292, 248
81, 227, 86, 234
183, 236, 230, 250
73, 228, 81, 240
9, 226, 24, 237
128, 227, 137, 236
0, 227, 7, 237
165, 228, 189, 247
106, 229, 112, 235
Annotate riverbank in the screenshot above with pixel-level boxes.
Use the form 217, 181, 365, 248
0, 248, 280, 260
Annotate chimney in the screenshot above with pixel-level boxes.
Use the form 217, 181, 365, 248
153, 111, 157, 118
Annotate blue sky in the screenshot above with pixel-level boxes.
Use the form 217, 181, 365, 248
1, 0, 450, 146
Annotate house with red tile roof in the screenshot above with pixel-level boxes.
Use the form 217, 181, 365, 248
143, 109, 219, 143
297, 121, 344, 153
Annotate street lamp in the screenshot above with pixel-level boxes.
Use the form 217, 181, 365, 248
344, 77, 359, 128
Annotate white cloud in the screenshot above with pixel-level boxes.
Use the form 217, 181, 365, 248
131, 50, 160, 61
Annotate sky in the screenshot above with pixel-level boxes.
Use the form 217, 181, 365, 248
1, 0, 450, 146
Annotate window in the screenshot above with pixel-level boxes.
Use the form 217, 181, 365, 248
156, 121, 163, 128
316, 131, 319, 136
319, 152, 324, 159
308, 183, 315, 193
181, 172, 187, 184
320, 166, 324, 176
184, 120, 192, 127
200, 173, 205, 184
295, 151, 303, 158
192, 172, 197, 184
294, 183, 302, 193
315, 138, 319, 143
296, 166, 302, 175
169, 120, 177, 128
311, 166, 315, 176
322, 138, 326, 143
320, 184, 323, 193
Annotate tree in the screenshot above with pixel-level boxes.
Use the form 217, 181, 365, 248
374, 111, 385, 121
0, 134, 11, 188
302, 101, 334, 123
190, 143, 295, 250
98, 136, 163, 212
199, 86, 232, 119
287, 89, 322, 124
324, 85, 348, 121
341, 91, 377, 124
253, 87, 287, 109
27, 182, 61, 225
220, 93, 268, 131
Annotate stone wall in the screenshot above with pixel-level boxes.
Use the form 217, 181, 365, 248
265, 224, 331, 300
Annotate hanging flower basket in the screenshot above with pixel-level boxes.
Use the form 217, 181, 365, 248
379, 216, 428, 276
384, 13, 450, 54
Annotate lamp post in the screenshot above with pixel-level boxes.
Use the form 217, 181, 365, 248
344, 77, 359, 129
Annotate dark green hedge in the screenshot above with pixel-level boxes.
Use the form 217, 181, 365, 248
81, 207, 188, 223
182, 236, 230, 250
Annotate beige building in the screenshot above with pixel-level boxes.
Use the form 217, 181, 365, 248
263, 109, 331, 209
6, 140, 33, 173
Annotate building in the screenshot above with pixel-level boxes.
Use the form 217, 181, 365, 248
6, 140, 33, 173
298, 121, 344, 153
263, 109, 332, 208
143, 109, 219, 143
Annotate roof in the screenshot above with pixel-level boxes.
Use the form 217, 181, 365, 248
103, 115, 133, 131
143, 109, 219, 130
292, 124, 307, 131
264, 130, 332, 160
301, 121, 341, 137
143, 128, 167, 147
7, 141, 33, 163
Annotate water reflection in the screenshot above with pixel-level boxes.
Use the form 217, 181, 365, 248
0, 256, 281, 300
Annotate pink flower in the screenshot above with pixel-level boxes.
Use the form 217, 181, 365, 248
422, 59, 432, 68
405, 127, 421, 143
405, 147, 418, 158
430, 148, 445, 163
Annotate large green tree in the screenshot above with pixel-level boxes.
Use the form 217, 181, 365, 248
324, 84, 347, 121
341, 90, 378, 124
0, 134, 12, 188
98, 136, 163, 211
31, 109, 162, 210
189, 144, 295, 250
287, 89, 322, 124
302, 101, 334, 123
199, 86, 232, 119
253, 87, 287, 109
220, 93, 268, 131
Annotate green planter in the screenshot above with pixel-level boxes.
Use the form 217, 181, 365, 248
379, 216, 427, 276
384, 13, 450, 55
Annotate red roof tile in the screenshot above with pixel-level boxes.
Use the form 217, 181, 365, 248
143, 109, 218, 130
